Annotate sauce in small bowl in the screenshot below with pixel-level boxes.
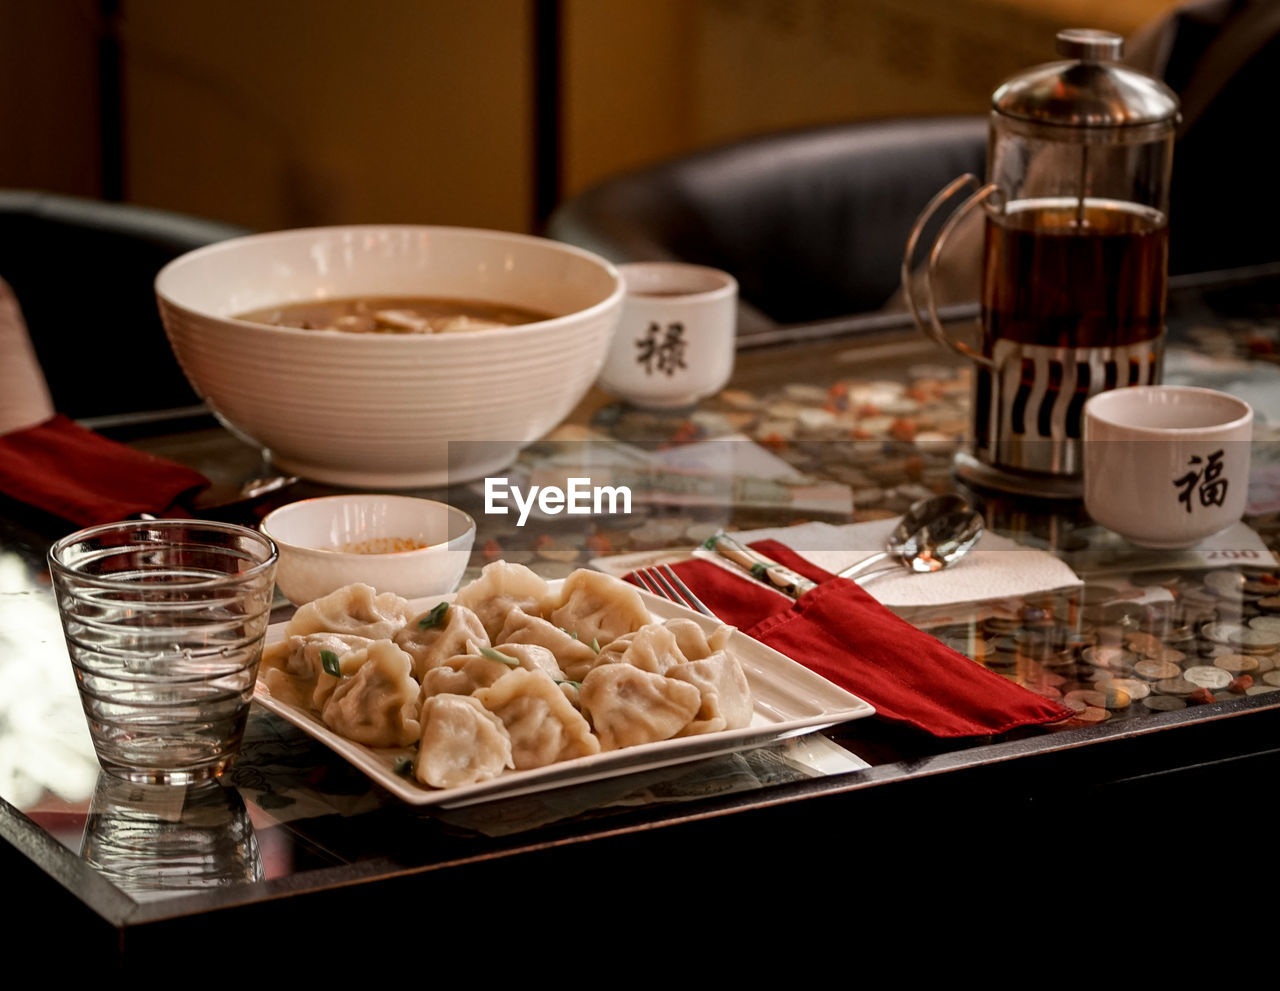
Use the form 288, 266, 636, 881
261, 495, 475, 605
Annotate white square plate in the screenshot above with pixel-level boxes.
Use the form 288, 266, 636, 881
255, 583, 875, 807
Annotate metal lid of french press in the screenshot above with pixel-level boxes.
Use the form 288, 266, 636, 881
992, 29, 1179, 128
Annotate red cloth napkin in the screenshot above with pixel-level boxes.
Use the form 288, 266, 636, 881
632, 539, 1073, 738
0, 414, 209, 526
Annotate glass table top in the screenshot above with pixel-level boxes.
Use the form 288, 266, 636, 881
4, 265, 1280, 933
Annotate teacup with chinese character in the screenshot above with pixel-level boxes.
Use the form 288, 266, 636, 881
596, 262, 737, 408
1083, 386, 1253, 548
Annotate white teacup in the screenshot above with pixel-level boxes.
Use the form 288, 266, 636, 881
1083, 386, 1253, 548
597, 262, 736, 408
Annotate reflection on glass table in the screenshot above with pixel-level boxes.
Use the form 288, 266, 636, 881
80, 775, 262, 902
3, 265, 1280, 958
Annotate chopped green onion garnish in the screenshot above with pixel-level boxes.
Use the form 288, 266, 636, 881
392, 755, 414, 776
479, 646, 519, 668
417, 601, 450, 629
320, 649, 343, 678
555, 679, 582, 690
590, 637, 601, 653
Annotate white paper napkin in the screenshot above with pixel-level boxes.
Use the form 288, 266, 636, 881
594, 519, 1083, 611
692, 520, 1083, 610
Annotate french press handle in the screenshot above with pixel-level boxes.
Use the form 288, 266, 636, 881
901, 174, 1000, 370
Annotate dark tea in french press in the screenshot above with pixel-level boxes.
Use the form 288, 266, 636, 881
906, 29, 1180, 498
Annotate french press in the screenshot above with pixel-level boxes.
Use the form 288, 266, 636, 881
905, 29, 1180, 498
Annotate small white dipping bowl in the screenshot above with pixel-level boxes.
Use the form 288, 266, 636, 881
155, 225, 623, 488
260, 495, 475, 605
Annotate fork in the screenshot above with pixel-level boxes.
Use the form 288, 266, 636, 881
631, 564, 717, 617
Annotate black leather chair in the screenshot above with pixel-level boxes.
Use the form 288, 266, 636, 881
548, 116, 989, 334
0, 190, 251, 419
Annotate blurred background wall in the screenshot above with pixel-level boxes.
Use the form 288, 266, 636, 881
2, 0, 1179, 234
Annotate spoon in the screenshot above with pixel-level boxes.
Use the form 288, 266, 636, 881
135, 474, 301, 522
195, 473, 300, 509
860, 506, 986, 582
837, 494, 984, 581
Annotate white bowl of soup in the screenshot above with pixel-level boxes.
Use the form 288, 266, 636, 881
260, 494, 475, 604
155, 226, 623, 487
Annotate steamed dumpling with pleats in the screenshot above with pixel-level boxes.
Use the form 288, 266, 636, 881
418, 641, 562, 700
558, 679, 582, 709
454, 561, 550, 640
259, 632, 373, 711
545, 569, 651, 648
285, 583, 414, 640
496, 607, 599, 681
320, 639, 422, 748
311, 640, 382, 711
419, 643, 516, 700
474, 668, 600, 769
663, 618, 735, 662
668, 650, 753, 737
488, 641, 564, 681
590, 618, 736, 676
416, 694, 513, 788
593, 622, 686, 675
394, 602, 490, 679
579, 663, 701, 751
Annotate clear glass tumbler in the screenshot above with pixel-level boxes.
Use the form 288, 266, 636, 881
48, 520, 279, 785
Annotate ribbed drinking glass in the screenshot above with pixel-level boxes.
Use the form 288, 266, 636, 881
49, 520, 278, 784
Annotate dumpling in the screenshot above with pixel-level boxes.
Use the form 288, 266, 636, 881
663, 618, 735, 662
415, 694, 513, 788
419, 643, 515, 699
320, 640, 422, 747
474, 668, 600, 769
559, 680, 582, 709
488, 641, 565, 681
579, 663, 701, 751
285, 583, 414, 640
394, 602, 490, 679
594, 623, 687, 675
545, 569, 652, 647
311, 640, 381, 711
496, 608, 599, 681
668, 650, 754, 736
454, 561, 551, 640
259, 632, 373, 710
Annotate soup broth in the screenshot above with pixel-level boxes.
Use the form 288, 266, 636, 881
238, 296, 552, 334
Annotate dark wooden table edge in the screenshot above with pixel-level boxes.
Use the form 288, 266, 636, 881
6, 688, 1278, 951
